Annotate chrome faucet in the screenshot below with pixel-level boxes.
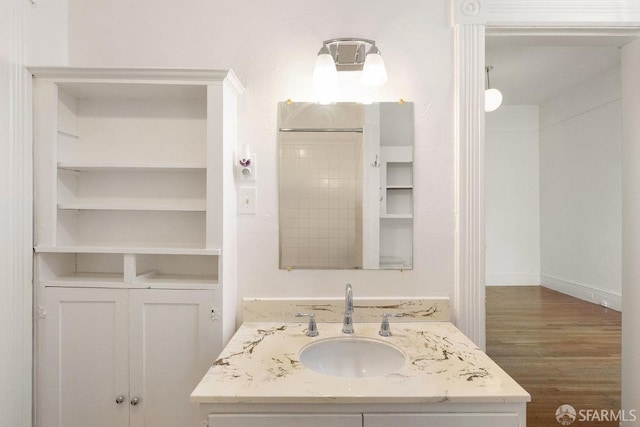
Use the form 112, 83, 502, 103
342, 283, 354, 334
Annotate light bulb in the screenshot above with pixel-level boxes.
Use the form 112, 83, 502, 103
485, 88, 503, 112
362, 46, 387, 87
312, 47, 337, 90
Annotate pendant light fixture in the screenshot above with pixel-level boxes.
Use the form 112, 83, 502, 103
485, 65, 503, 112
312, 38, 388, 91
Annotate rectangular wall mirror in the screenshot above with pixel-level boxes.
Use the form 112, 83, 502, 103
278, 101, 414, 270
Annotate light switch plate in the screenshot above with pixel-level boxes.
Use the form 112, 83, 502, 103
238, 187, 257, 214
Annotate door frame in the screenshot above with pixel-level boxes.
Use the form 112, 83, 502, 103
451, 0, 640, 419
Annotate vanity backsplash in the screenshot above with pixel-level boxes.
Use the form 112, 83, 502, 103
243, 297, 450, 323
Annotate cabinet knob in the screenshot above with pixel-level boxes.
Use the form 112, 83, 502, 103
130, 397, 140, 406
115, 395, 125, 404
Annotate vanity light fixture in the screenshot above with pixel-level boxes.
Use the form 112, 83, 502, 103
312, 38, 388, 91
485, 65, 503, 112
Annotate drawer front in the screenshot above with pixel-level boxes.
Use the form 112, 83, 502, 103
364, 413, 520, 427
209, 413, 362, 427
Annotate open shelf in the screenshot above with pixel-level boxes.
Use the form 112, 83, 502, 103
135, 273, 219, 288
385, 188, 412, 216
134, 253, 219, 288
36, 251, 220, 289
58, 162, 206, 172
35, 245, 220, 256
380, 147, 413, 222
386, 161, 413, 187
55, 209, 206, 248
381, 213, 413, 219
57, 200, 206, 212
39, 272, 125, 287
379, 255, 412, 269
379, 217, 412, 269
37, 252, 125, 287
56, 167, 206, 220
386, 185, 413, 190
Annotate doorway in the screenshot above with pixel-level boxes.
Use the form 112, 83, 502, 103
483, 30, 634, 425
484, 33, 631, 304
451, 2, 640, 421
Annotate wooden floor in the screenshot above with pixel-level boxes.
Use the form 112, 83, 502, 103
486, 286, 621, 427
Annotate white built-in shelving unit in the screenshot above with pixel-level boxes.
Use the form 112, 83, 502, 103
380, 146, 413, 219
31, 67, 243, 427
378, 103, 413, 269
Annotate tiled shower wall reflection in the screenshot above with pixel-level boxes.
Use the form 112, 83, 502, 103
279, 132, 363, 269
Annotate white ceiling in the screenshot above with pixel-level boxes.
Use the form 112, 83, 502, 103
485, 33, 638, 105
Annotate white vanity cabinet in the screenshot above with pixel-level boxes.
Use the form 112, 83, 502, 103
31, 67, 243, 427
193, 319, 529, 427
207, 411, 521, 427
39, 287, 216, 427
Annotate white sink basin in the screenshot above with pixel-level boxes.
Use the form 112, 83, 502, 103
299, 337, 406, 378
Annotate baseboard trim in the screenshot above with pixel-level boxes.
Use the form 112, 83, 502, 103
540, 274, 622, 311
486, 273, 540, 286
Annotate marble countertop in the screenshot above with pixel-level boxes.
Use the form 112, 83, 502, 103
191, 321, 530, 404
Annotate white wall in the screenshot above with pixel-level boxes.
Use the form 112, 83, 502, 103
485, 105, 540, 286
25, 0, 68, 65
67, 0, 455, 303
1, 1, 67, 426
539, 67, 622, 310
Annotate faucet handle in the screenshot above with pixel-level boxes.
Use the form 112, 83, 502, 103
295, 313, 319, 337
378, 313, 404, 337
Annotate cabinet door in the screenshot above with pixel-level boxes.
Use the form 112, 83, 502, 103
208, 414, 363, 427
364, 413, 520, 427
129, 289, 217, 427
38, 287, 129, 427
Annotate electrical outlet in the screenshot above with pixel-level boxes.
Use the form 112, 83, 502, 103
238, 187, 256, 214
